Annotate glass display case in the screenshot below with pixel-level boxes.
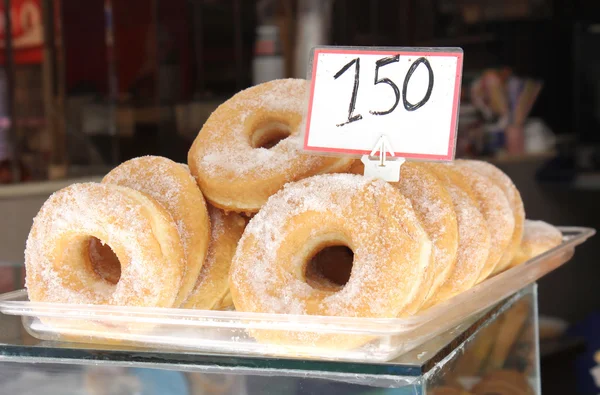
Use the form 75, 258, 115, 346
0, 284, 539, 394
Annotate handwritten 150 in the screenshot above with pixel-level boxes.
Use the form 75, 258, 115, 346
334, 55, 434, 127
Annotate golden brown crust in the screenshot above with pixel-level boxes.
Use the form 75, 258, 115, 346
103, 156, 210, 306
393, 163, 459, 309
25, 182, 184, 308
509, 220, 562, 268
348, 159, 365, 175
447, 163, 515, 281
421, 163, 491, 307
188, 79, 353, 213
182, 206, 246, 310
230, 174, 431, 347
457, 160, 525, 274
348, 161, 459, 309
472, 370, 534, 395
429, 387, 473, 395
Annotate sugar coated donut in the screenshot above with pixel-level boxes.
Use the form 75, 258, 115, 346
510, 220, 562, 268
350, 161, 459, 311
472, 370, 533, 395
446, 163, 515, 281
392, 163, 459, 307
230, 174, 432, 318
348, 159, 365, 175
430, 387, 473, 395
188, 373, 236, 395
421, 163, 491, 307
182, 206, 246, 310
25, 183, 184, 307
103, 156, 210, 306
188, 79, 353, 213
457, 160, 525, 274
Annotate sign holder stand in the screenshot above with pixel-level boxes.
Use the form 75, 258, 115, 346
361, 135, 405, 182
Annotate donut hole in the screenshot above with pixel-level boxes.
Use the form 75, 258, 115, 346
250, 122, 291, 149
87, 237, 121, 285
305, 245, 354, 291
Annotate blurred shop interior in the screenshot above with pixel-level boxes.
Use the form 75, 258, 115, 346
0, 0, 600, 392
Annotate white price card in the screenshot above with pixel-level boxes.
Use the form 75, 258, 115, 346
303, 47, 463, 161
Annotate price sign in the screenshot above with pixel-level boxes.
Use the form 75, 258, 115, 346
303, 47, 463, 161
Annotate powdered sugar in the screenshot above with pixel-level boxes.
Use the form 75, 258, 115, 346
182, 205, 246, 310
197, 79, 319, 177
510, 219, 562, 268
103, 156, 194, 254
102, 156, 211, 306
230, 173, 431, 318
457, 159, 525, 272
444, 184, 490, 289
523, 220, 562, 245
423, 165, 491, 305
458, 160, 522, 211
452, 164, 515, 279
394, 163, 458, 303
25, 182, 183, 307
233, 174, 369, 315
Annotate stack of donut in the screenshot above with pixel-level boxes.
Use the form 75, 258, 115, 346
24, 79, 563, 322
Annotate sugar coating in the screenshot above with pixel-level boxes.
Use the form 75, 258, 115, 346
451, 164, 514, 276
182, 206, 246, 310
102, 156, 211, 306
24, 182, 183, 306
230, 173, 431, 317
457, 159, 525, 271
456, 159, 525, 235
198, 79, 322, 177
195, 207, 226, 291
523, 220, 562, 245
103, 156, 198, 255
510, 219, 562, 268
394, 163, 458, 302
233, 175, 368, 315
459, 160, 522, 211
421, 165, 491, 305
443, 183, 489, 289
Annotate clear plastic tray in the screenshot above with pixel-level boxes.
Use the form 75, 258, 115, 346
0, 227, 594, 363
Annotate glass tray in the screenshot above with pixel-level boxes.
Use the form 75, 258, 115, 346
0, 227, 593, 363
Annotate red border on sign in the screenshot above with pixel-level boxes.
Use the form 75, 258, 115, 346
303, 48, 464, 161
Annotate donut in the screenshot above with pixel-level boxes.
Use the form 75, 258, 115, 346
348, 159, 365, 175
457, 160, 525, 274
392, 163, 460, 307
349, 160, 459, 310
453, 318, 503, 376
488, 300, 530, 369
102, 156, 210, 306
25, 183, 184, 307
182, 206, 246, 310
188, 79, 353, 213
429, 387, 473, 395
421, 163, 491, 308
187, 372, 235, 395
510, 220, 562, 268
445, 163, 515, 281
230, 174, 431, 345
472, 370, 533, 395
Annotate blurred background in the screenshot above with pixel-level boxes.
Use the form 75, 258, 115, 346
0, 0, 599, 393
